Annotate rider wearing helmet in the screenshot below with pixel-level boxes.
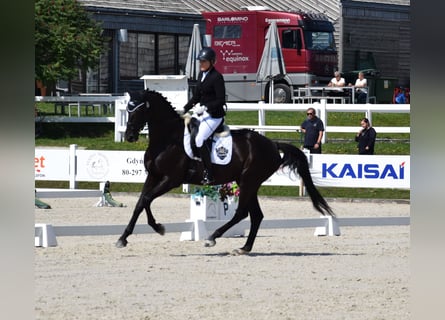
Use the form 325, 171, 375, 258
183, 47, 227, 185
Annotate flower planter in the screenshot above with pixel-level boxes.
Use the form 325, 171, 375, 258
181, 195, 244, 241
189, 195, 237, 221
189, 195, 220, 221
220, 196, 237, 220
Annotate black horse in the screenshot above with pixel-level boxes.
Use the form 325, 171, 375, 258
117, 89, 334, 254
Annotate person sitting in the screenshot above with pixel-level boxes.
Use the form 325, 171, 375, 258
349, 71, 368, 103
183, 47, 227, 185
327, 71, 346, 97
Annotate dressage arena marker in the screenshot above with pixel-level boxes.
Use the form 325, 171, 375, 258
314, 216, 341, 236
35, 223, 58, 247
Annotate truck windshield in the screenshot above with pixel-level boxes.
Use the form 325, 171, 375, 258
304, 31, 335, 51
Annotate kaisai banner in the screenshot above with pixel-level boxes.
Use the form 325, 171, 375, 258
263, 154, 409, 189
311, 154, 409, 189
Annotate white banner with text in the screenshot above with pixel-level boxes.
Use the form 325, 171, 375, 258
35, 146, 410, 189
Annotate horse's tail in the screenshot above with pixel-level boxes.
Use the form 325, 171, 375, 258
276, 142, 335, 217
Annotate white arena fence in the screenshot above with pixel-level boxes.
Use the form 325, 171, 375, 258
114, 99, 410, 143
35, 95, 410, 143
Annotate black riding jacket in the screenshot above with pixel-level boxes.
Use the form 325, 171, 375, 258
183, 67, 226, 118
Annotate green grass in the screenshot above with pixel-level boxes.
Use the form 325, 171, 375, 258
35, 104, 410, 199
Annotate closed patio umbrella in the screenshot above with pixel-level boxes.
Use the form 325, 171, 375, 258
256, 20, 286, 103
185, 24, 202, 81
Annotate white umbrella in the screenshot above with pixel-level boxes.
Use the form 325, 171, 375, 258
256, 20, 286, 103
185, 24, 202, 81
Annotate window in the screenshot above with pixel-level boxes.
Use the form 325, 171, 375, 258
178, 35, 190, 75
120, 33, 155, 79
304, 31, 336, 51
214, 25, 242, 39
282, 29, 302, 49
158, 34, 175, 74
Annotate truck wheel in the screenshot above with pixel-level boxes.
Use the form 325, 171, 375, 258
267, 83, 291, 103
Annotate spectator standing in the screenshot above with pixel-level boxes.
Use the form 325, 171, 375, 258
355, 118, 377, 154
301, 107, 324, 154
328, 71, 346, 97
349, 71, 368, 103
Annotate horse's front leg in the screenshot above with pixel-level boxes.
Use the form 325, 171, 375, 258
116, 175, 177, 248
116, 194, 147, 248
205, 195, 263, 255
143, 199, 165, 236
204, 205, 248, 248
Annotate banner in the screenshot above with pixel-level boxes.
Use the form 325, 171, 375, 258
312, 154, 409, 189
35, 148, 410, 189
35, 148, 70, 181
75, 150, 147, 183
263, 154, 409, 189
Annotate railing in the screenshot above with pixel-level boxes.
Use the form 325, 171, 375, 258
294, 86, 367, 104
222, 100, 410, 143
36, 96, 409, 143
35, 94, 128, 123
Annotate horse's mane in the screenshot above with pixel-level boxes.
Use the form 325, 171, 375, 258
145, 89, 181, 119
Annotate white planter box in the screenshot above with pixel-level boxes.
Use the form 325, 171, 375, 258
182, 195, 244, 241
189, 195, 220, 220
190, 195, 238, 221
219, 196, 237, 220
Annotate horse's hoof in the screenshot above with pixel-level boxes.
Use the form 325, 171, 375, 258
231, 248, 250, 256
204, 239, 216, 247
115, 239, 127, 248
156, 223, 165, 236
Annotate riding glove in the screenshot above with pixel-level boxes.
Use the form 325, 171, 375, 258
192, 103, 207, 116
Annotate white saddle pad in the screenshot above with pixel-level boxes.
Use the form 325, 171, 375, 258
183, 127, 233, 165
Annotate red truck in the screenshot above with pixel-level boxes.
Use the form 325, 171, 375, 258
202, 7, 338, 103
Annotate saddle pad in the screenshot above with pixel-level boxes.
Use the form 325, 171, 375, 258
183, 127, 232, 165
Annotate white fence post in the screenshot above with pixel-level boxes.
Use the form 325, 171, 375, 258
318, 99, 327, 144
258, 101, 266, 136
69, 144, 77, 189
114, 95, 129, 142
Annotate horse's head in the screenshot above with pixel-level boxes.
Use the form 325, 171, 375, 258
125, 90, 149, 142
125, 89, 181, 142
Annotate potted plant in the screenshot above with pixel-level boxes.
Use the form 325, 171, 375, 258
190, 182, 240, 220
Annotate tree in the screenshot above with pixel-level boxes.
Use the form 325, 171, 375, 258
35, 0, 105, 94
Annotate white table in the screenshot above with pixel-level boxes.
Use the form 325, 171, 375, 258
296, 86, 369, 104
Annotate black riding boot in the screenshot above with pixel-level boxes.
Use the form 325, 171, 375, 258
199, 144, 214, 185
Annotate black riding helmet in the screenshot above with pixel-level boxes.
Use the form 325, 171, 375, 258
196, 47, 216, 64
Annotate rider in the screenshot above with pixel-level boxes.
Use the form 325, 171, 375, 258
183, 47, 227, 185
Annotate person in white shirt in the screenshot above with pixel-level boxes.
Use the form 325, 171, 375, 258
327, 71, 346, 97
349, 71, 368, 103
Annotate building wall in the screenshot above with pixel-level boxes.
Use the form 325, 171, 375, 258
340, 0, 410, 87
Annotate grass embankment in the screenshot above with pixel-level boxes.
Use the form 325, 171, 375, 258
35, 103, 410, 199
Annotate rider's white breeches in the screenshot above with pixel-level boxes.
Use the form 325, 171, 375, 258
192, 111, 223, 147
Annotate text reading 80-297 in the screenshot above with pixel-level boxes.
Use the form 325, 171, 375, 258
122, 169, 143, 176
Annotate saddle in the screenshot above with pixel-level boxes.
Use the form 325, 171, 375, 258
185, 115, 229, 158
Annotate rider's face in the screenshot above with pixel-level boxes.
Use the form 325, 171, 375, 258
199, 60, 211, 71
